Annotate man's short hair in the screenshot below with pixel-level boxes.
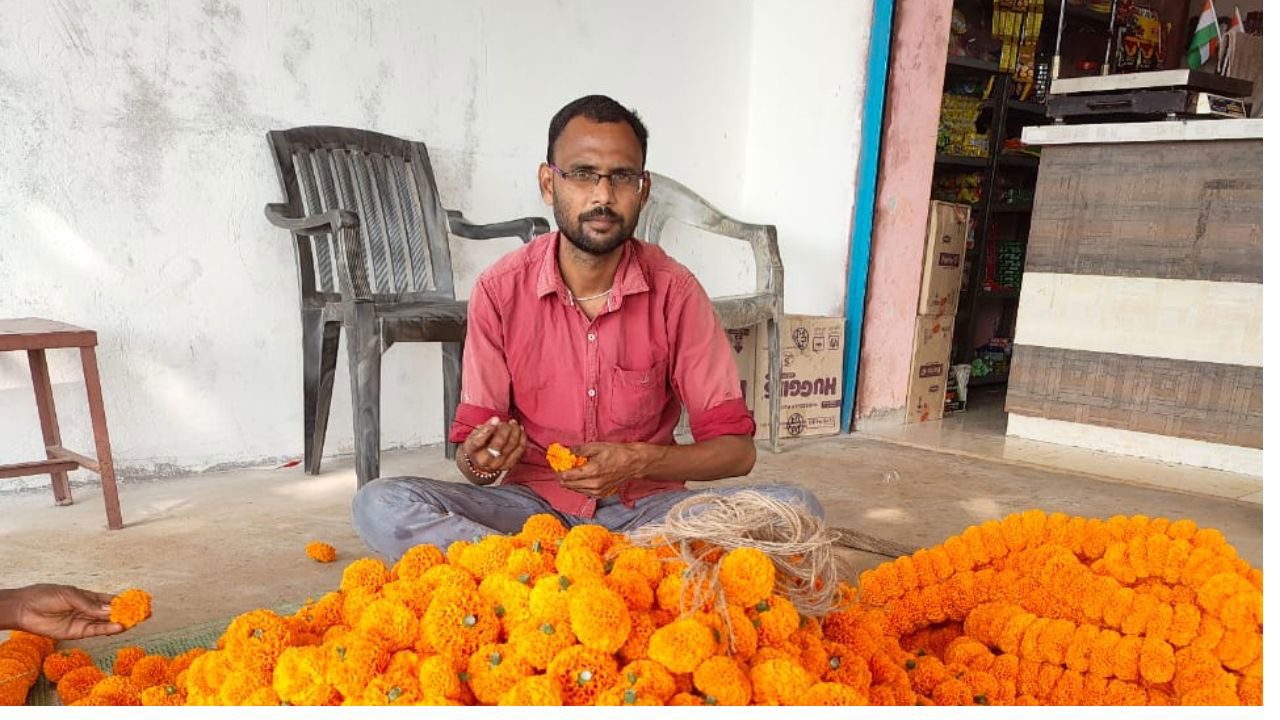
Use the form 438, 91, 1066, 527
547, 94, 649, 166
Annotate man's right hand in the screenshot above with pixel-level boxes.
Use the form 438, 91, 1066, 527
458, 417, 527, 484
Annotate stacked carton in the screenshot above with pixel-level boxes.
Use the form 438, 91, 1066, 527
725, 315, 844, 441
905, 201, 970, 423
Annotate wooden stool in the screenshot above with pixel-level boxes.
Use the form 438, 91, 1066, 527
0, 318, 123, 529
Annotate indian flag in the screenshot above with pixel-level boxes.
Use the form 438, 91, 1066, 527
1186, 0, 1222, 70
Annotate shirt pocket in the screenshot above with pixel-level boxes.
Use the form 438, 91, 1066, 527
608, 361, 668, 430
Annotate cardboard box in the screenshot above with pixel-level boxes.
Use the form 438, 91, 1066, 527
917, 201, 971, 316
905, 315, 954, 423
752, 315, 845, 440
725, 326, 758, 410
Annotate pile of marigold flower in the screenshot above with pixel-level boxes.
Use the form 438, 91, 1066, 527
8, 509, 1262, 706
0, 631, 54, 705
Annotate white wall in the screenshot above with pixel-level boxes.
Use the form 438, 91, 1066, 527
0, 0, 870, 485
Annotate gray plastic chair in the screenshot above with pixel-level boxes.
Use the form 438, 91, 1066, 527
636, 172, 784, 452
265, 126, 549, 487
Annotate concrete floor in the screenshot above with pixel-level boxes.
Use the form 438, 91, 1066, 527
0, 434, 1261, 651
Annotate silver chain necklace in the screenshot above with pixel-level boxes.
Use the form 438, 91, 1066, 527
572, 288, 611, 303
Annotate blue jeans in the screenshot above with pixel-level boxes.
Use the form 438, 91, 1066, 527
351, 476, 824, 561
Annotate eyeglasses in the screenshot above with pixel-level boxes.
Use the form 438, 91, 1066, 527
549, 164, 646, 194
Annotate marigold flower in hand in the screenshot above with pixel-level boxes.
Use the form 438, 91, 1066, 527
546, 443, 588, 473
109, 589, 152, 629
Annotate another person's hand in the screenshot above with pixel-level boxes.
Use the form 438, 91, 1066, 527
0, 584, 124, 640
459, 417, 527, 482
558, 442, 661, 498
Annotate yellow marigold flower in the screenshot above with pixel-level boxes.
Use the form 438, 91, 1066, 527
356, 598, 419, 652
392, 544, 445, 580
139, 683, 185, 706
692, 656, 751, 705
561, 524, 612, 555
112, 646, 145, 677
648, 617, 716, 674
340, 589, 378, 628
306, 541, 337, 563
421, 585, 501, 660
479, 574, 532, 626
56, 665, 106, 705
446, 540, 470, 567
505, 547, 555, 583
720, 547, 776, 607
548, 645, 619, 706
359, 668, 421, 706
218, 668, 269, 705
556, 545, 606, 582
528, 574, 580, 623
42, 648, 92, 683
421, 563, 477, 593
518, 513, 569, 549
109, 589, 152, 629
221, 609, 291, 677
294, 591, 345, 634
466, 642, 532, 704
128, 655, 170, 690
509, 618, 576, 670
569, 584, 631, 653
618, 658, 678, 702
340, 557, 392, 594
800, 681, 869, 706
749, 595, 801, 648
498, 673, 562, 705
416, 653, 470, 703
273, 645, 336, 706
750, 657, 814, 706
243, 686, 282, 705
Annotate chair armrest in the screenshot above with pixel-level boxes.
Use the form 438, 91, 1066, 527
264, 203, 372, 299
264, 203, 360, 235
447, 209, 550, 244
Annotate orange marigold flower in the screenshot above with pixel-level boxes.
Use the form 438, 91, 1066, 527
392, 543, 446, 580
619, 611, 659, 665
91, 674, 144, 705
217, 668, 267, 705
800, 681, 869, 706
648, 617, 716, 674
498, 673, 562, 705
509, 618, 576, 670
546, 442, 588, 473
244, 686, 283, 705
555, 546, 606, 582
42, 648, 92, 682
528, 574, 586, 623
606, 569, 655, 612
466, 642, 533, 704
505, 547, 554, 584
324, 632, 390, 699
458, 536, 516, 579
560, 524, 612, 555
568, 584, 631, 654
139, 683, 185, 706
610, 547, 664, 586
750, 657, 815, 706
416, 653, 468, 702
719, 547, 776, 607
619, 658, 678, 702
339, 557, 392, 594
113, 646, 145, 676
518, 513, 569, 548
693, 656, 751, 705
129, 655, 170, 689
356, 598, 419, 652
548, 645, 619, 706
749, 595, 801, 648
479, 573, 533, 629
57, 664, 106, 705
421, 585, 501, 660
109, 589, 152, 629
306, 541, 337, 563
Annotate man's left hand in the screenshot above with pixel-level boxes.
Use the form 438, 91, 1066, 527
557, 442, 662, 498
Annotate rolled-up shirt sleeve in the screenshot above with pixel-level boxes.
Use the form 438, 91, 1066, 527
448, 278, 513, 443
668, 275, 756, 442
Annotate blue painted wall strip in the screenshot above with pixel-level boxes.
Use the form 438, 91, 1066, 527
840, 0, 896, 432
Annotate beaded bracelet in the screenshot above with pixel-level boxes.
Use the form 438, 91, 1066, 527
462, 452, 503, 482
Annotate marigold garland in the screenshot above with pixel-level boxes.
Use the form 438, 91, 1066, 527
14, 510, 1259, 707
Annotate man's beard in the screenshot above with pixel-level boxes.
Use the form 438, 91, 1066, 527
554, 202, 634, 256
